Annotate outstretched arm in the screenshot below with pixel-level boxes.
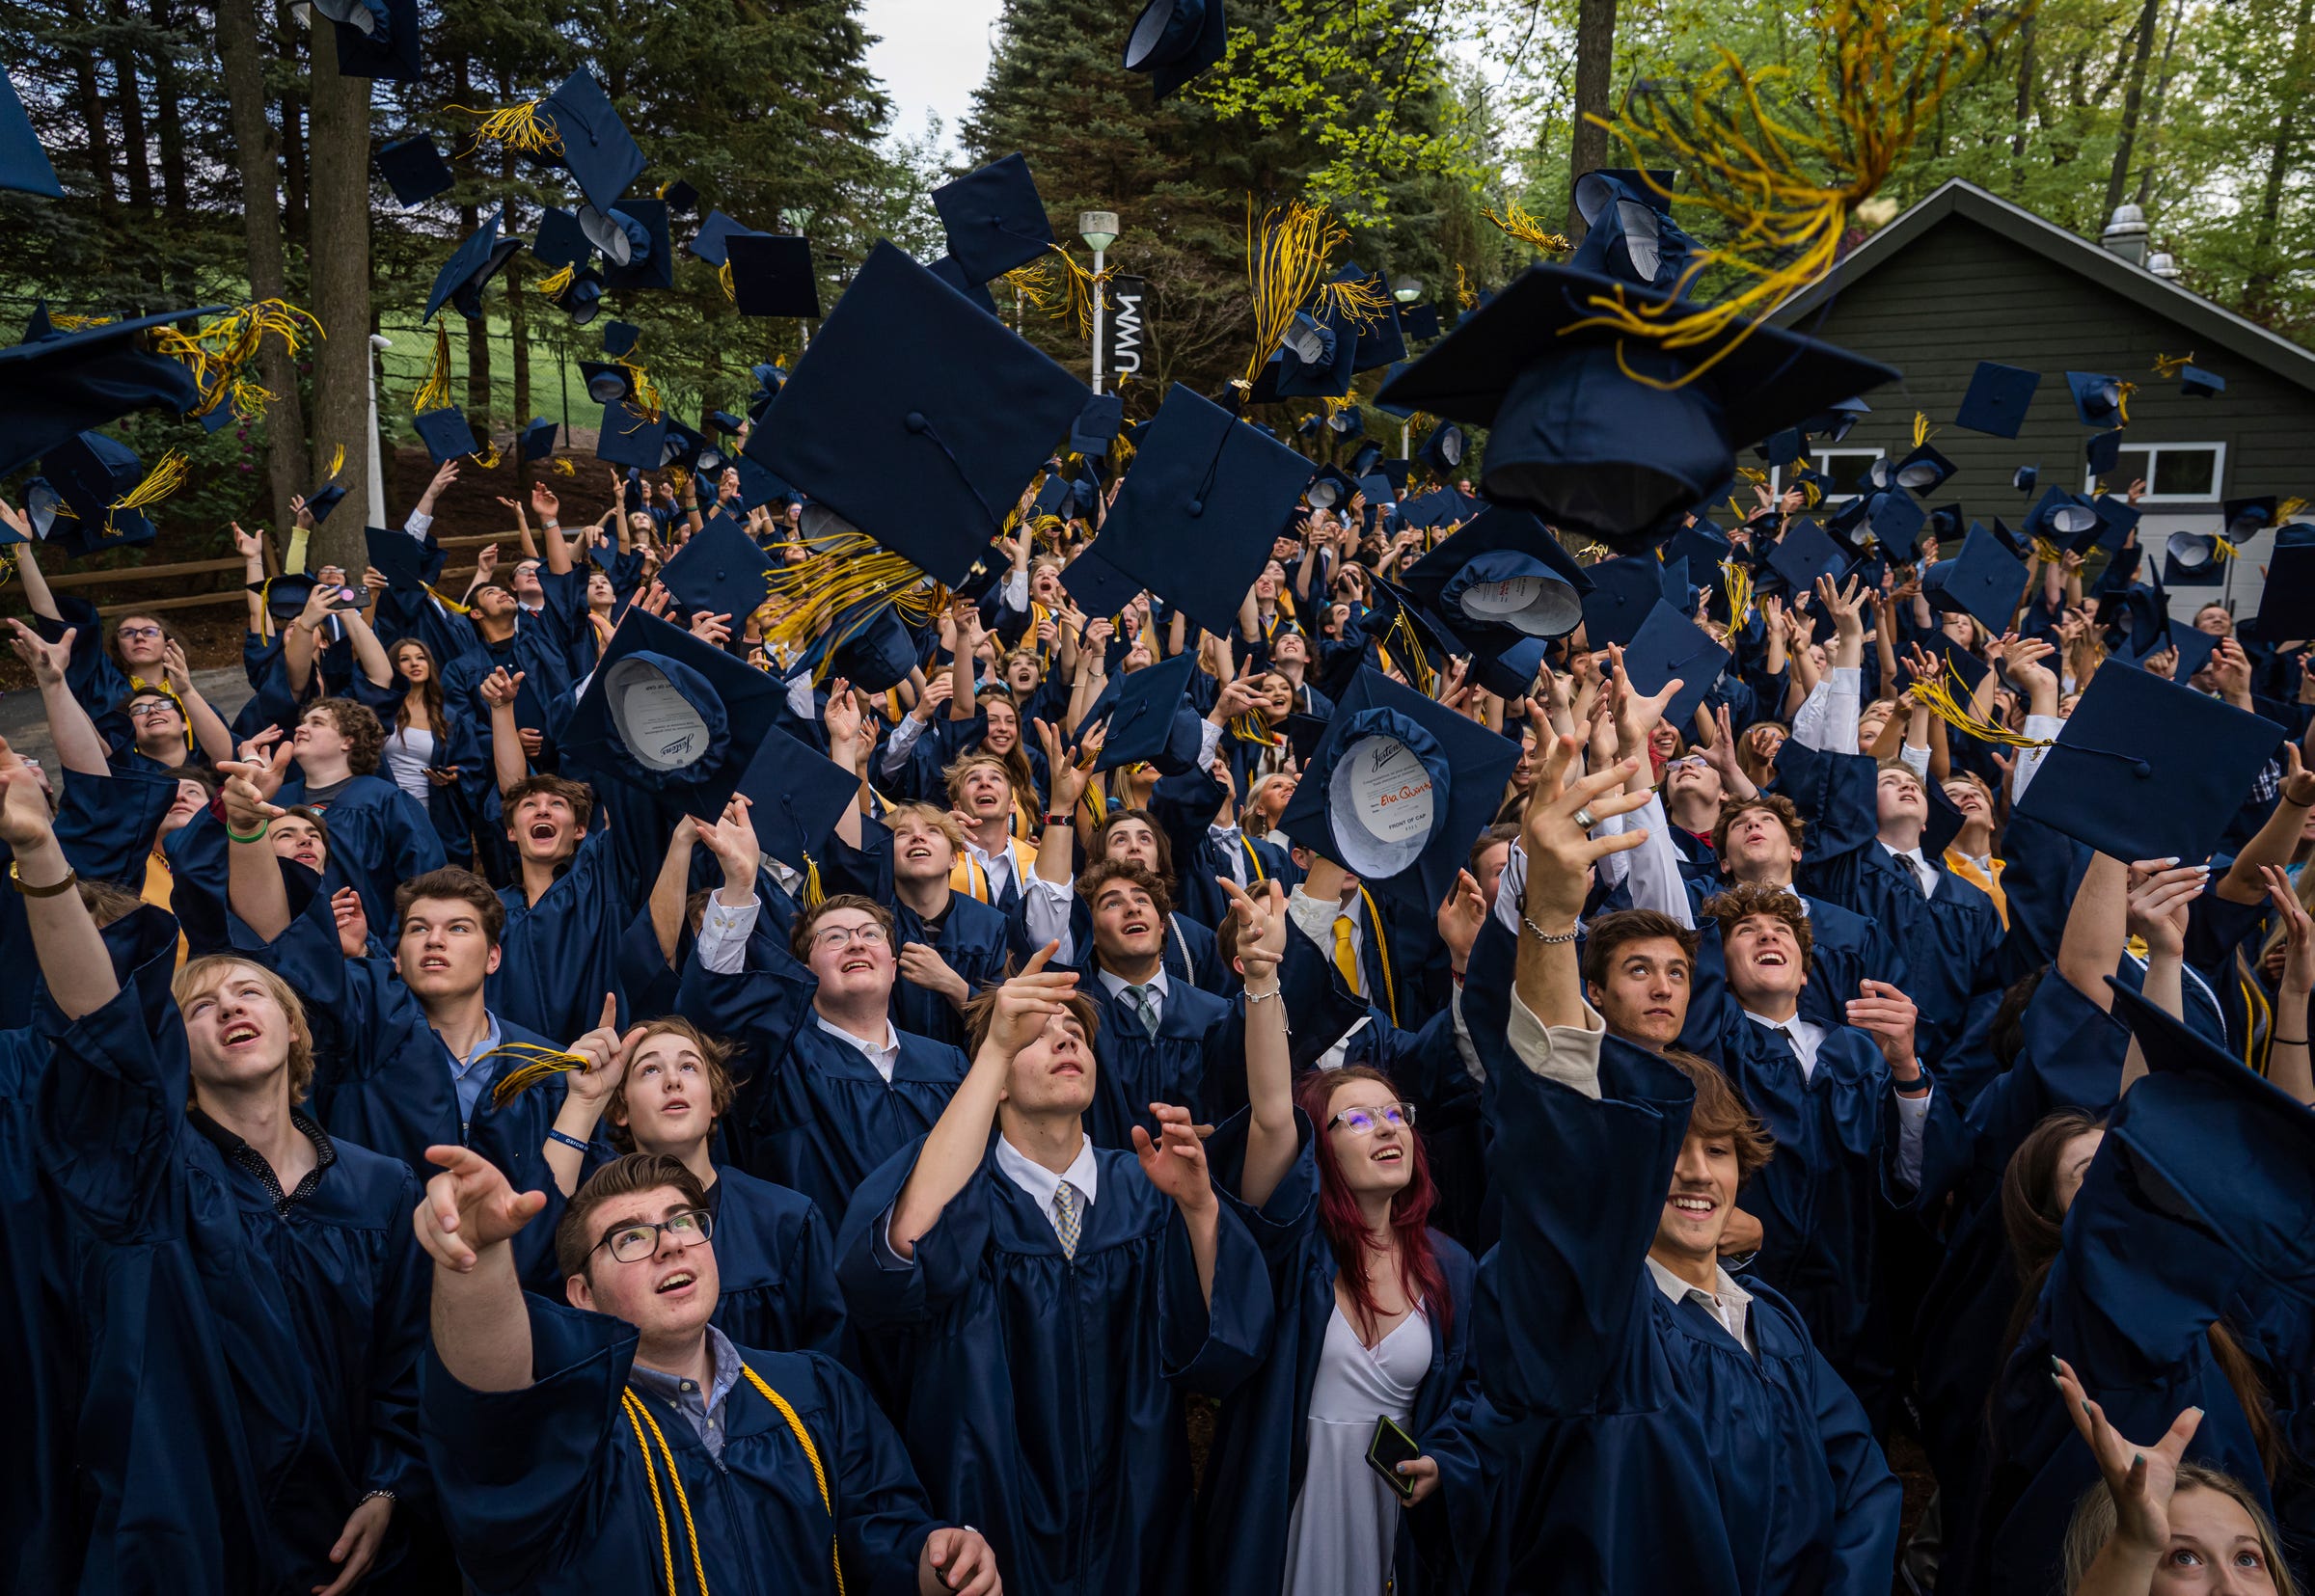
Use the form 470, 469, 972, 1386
2219, 744, 2315, 905
413, 1147, 546, 1393
8, 621, 109, 776
2259, 866, 2315, 1107
480, 668, 529, 797
0, 738, 118, 1018
1222, 878, 1295, 1207
220, 747, 297, 943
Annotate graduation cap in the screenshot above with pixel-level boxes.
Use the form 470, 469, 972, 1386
731, 721, 860, 880
687, 208, 762, 268
933, 153, 1056, 284
564, 609, 791, 814
658, 417, 707, 473
1059, 541, 1143, 617
375, 133, 453, 207
1803, 395, 1871, 445
519, 416, 559, 462
1567, 170, 1696, 292
2085, 427, 2123, 478
0, 306, 213, 476
2160, 528, 2224, 587
1874, 444, 1954, 496
424, 207, 522, 323
40, 431, 160, 555
1376, 457, 1411, 496
1622, 600, 1729, 733
732, 454, 792, 513
1376, 262, 1898, 552
1400, 302, 1441, 342
304, 482, 346, 525
1924, 501, 1965, 546
1862, 489, 1927, 561
364, 525, 433, 592
1090, 651, 1204, 771
594, 400, 667, 472
2088, 492, 2141, 548
2250, 543, 2315, 643
658, 514, 773, 622
1579, 553, 1681, 648
2177, 365, 2224, 398
1306, 463, 1359, 512
2012, 661, 2283, 864
707, 409, 744, 437
1403, 507, 1591, 697
2225, 497, 2277, 537
2063, 370, 2128, 429
0, 68, 61, 199
531, 206, 591, 274
797, 593, 925, 694
2025, 486, 2102, 548
725, 233, 821, 318
1327, 406, 1365, 439
320, 0, 420, 81
1952, 361, 2039, 439
598, 199, 673, 293
926, 254, 1000, 316
656, 177, 699, 214
578, 360, 635, 405
414, 406, 477, 464
1255, 300, 1356, 401
1274, 665, 1520, 915
2013, 464, 2038, 495
555, 269, 605, 326
1092, 383, 1313, 639
1755, 428, 1805, 469
1921, 526, 2028, 637
1418, 423, 1466, 479
1346, 440, 1384, 479
601, 320, 642, 359
1122, 0, 1230, 98
540, 71, 644, 215
1351, 293, 1406, 373
2144, 618, 2221, 682
1767, 518, 1852, 594
745, 240, 1086, 587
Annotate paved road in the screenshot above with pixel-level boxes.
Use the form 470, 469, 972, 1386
0, 665, 256, 771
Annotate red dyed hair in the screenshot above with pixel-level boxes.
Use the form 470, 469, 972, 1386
1295, 1066, 1453, 1342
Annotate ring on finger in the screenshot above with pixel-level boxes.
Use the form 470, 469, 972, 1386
1571, 806, 1598, 831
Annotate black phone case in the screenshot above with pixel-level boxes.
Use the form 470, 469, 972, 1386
1366, 1415, 1421, 1501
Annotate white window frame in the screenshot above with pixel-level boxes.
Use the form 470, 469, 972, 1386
1774, 446, 1886, 503
2086, 441, 2225, 503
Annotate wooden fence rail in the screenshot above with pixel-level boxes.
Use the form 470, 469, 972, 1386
11, 531, 516, 618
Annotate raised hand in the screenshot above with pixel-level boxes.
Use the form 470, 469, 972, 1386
1844, 980, 1921, 1077
0, 736, 53, 852
690, 610, 732, 648
824, 679, 865, 755
1519, 734, 1653, 923
2127, 858, 2208, 960
217, 751, 290, 833
479, 666, 525, 710
1219, 877, 1290, 983
2260, 865, 2314, 994
981, 942, 1080, 1061
413, 1146, 546, 1271
1606, 642, 1681, 759
562, 993, 640, 1115
1433, 868, 1486, 969
696, 795, 763, 891
531, 483, 560, 522
1034, 717, 1095, 814
5, 617, 71, 687
1132, 1102, 1215, 1212
231, 522, 264, 561
332, 886, 370, 959
2052, 1356, 2203, 1559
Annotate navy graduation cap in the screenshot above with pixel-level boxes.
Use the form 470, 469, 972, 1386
733, 722, 862, 883
602, 320, 641, 357
594, 400, 667, 472
531, 206, 591, 273
2162, 527, 2226, 587
376, 133, 453, 207
2012, 662, 2283, 865
1566, 170, 1696, 292
687, 209, 763, 269
1059, 541, 1143, 618
564, 609, 791, 817
1921, 525, 2028, 637
926, 254, 1001, 316
1580, 553, 1682, 649
1621, 599, 1729, 735
1863, 488, 1927, 561
1400, 302, 1441, 342
1872, 444, 1953, 496
322, 0, 421, 82
1351, 288, 1406, 372
1071, 392, 1126, 458
1767, 518, 1852, 595
541, 71, 645, 217
1418, 423, 1466, 480
598, 199, 672, 293
2013, 464, 2038, 495
801, 595, 924, 694
2085, 427, 2123, 478
1953, 361, 2038, 438
0, 306, 216, 475
933, 154, 1056, 284
1093, 383, 1312, 638
725, 233, 821, 319
1305, 464, 1359, 512
520, 416, 559, 462
579, 361, 635, 405
1275, 665, 1521, 916
659, 516, 773, 625
304, 482, 346, 525
2025, 486, 2102, 548
1376, 262, 1898, 553
1402, 506, 1591, 697
1122, 0, 1230, 98
2064, 370, 2127, 428
364, 525, 434, 592
2250, 543, 2315, 643
1090, 652, 1205, 772
2177, 365, 2225, 398
658, 417, 707, 473
41, 431, 159, 555
425, 208, 522, 323
1253, 298, 1356, 401
414, 406, 477, 464
0, 68, 62, 199
555, 269, 604, 325
747, 240, 1086, 587
1804, 394, 1871, 444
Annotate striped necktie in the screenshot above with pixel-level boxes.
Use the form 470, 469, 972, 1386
1124, 983, 1161, 1039
1051, 1181, 1083, 1260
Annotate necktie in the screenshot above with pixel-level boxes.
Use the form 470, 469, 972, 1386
1125, 983, 1161, 1038
1051, 1181, 1082, 1260
1911, 854, 1935, 895
1332, 915, 1361, 994
1214, 831, 1244, 886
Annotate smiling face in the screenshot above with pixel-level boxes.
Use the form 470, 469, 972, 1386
271, 812, 327, 874
1254, 671, 1294, 718
1587, 933, 1692, 1048
1001, 1006, 1096, 1117
1648, 722, 1681, 760
1090, 877, 1164, 964
565, 1186, 721, 1343
1944, 776, 1993, 824
2193, 604, 2234, 638
506, 789, 581, 865
803, 904, 895, 1005
1322, 1075, 1414, 1201
888, 810, 958, 885
127, 692, 185, 757
393, 642, 432, 685
1656, 1125, 1742, 1268
177, 960, 293, 1096
981, 698, 1020, 756
1723, 911, 1806, 1009
1856, 701, 1893, 752
395, 895, 501, 1003
1271, 630, 1308, 667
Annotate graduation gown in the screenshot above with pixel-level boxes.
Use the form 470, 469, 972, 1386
706, 1166, 849, 1360
1678, 876, 1909, 1028
1195, 1113, 1484, 1596
39, 974, 431, 1596
490, 824, 656, 1049
1467, 1021, 1902, 1596
421, 1299, 939, 1596
278, 771, 447, 933
1147, 766, 1301, 938
673, 944, 968, 1226
1068, 961, 1239, 1150
834, 1135, 1274, 1596
824, 816, 1017, 1049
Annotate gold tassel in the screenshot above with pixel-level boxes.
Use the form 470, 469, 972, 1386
1721, 558, 1754, 631
111, 449, 189, 518
1482, 201, 1574, 256
469, 438, 503, 470
1316, 271, 1391, 331
2277, 498, 2308, 525
1735, 465, 1767, 486
326, 443, 346, 479
2152, 352, 2195, 379
666, 466, 691, 498
717, 259, 737, 305
2215, 535, 2239, 559
1913, 411, 1935, 448
426, 583, 475, 616
150, 298, 324, 421
2031, 535, 2065, 565
1453, 262, 1477, 310
1240, 199, 1353, 389
1228, 709, 1274, 744
760, 529, 943, 680
451, 98, 567, 157
481, 1042, 593, 1107
552, 457, 576, 476
619, 358, 663, 422
801, 853, 826, 913
47, 312, 116, 330
533, 261, 576, 298
413, 322, 455, 416
2113, 379, 2137, 424
1913, 663, 2054, 748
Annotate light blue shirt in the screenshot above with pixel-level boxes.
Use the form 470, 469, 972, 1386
443, 1011, 505, 1132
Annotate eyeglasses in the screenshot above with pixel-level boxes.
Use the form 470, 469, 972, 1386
1327, 1102, 1416, 1135
128, 701, 181, 721
595, 1207, 713, 1264
115, 625, 164, 642
810, 923, 889, 952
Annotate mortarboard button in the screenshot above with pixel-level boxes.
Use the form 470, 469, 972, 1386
933, 154, 1056, 284
0, 68, 63, 199
1952, 361, 2040, 439
414, 406, 477, 464
1122, 0, 1230, 99
2064, 370, 2127, 428
540, 71, 644, 216
376, 133, 453, 207
531, 206, 591, 273
732, 723, 862, 874
725, 233, 821, 318
744, 240, 1085, 587
1622, 599, 1731, 733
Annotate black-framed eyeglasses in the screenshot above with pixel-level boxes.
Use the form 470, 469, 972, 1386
594, 1207, 713, 1263
1327, 1102, 1416, 1136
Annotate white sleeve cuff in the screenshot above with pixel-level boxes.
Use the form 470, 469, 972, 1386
1507, 987, 1606, 1096
881, 713, 927, 775
694, 892, 762, 975
404, 510, 434, 538
784, 669, 817, 725
1897, 741, 1931, 779
1893, 1083, 1933, 1191
2010, 713, 2066, 802
1021, 873, 1077, 963
1195, 717, 1223, 772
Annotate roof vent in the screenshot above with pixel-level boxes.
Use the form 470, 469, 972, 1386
2147, 250, 2182, 281
2102, 203, 2150, 265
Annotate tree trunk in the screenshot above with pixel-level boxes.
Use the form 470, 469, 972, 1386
2245, 0, 2314, 312
502, 70, 530, 473
108, 0, 154, 211
2131, 0, 2184, 207
151, 0, 189, 214
2102, 0, 2160, 222
2010, 12, 2036, 164
1565, 0, 1619, 238
215, 0, 310, 537
307, 20, 373, 575
277, 7, 306, 248
71, 45, 116, 215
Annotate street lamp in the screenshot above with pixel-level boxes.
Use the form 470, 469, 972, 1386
366, 333, 392, 527
1080, 209, 1119, 394
1392, 275, 1424, 305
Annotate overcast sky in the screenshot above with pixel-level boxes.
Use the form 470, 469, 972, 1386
861, 0, 1007, 153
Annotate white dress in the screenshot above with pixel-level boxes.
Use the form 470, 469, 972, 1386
382, 725, 437, 806
1281, 1299, 1432, 1596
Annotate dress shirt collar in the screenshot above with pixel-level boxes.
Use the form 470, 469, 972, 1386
1098, 965, 1171, 1005
994, 1131, 1100, 1210
813, 1014, 902, 1082
1645, 1255, 1756, 1352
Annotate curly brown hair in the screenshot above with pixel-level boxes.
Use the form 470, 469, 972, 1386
306, 698, 386, 776
1699, 880, 1815, 974
1709, 794, 1805, 860
1077, 856, 1174, 922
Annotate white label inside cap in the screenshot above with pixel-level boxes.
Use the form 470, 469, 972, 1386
605, 657, 711, 772
1460, 574, 1574, 635
1329, 734, 1435, 880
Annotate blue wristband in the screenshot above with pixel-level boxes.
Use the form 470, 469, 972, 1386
546, 1128, 590, 1154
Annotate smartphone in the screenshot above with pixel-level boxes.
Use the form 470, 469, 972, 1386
1366, 1415, 1422, 1501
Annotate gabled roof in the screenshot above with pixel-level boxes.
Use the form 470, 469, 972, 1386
1770, 178, 2315, 396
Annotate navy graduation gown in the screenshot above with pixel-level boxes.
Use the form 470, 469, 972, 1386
1679, 875, 1909, 1027
708, 1166, 850, 1360
1196, 1113, 1484, 1596
490, 824, 654, 1048
421, 1298, 939, 1596
673, 943, 968, 1226
278, 771, 447, 933
1470, 1022, 1902, 1595
39, 978, 431, 1596
834, 1134, 1274, 1596
1069, 961, 1238, 1150
824, 816, 1017, 1049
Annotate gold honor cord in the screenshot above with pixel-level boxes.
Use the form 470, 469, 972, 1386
1482, 201, 1573, 257
1910, 663, 2054, 748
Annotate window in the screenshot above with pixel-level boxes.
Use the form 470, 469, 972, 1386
1789, 447, 1884, 501
2088, 442, 2223, 501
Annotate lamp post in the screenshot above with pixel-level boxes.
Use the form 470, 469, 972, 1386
1080, 210, 1119, 394
366, 333, 392, 527
1390, 278, 1422, 459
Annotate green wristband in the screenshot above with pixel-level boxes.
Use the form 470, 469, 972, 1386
224, 820, 271, 844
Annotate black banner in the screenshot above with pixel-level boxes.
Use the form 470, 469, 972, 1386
1103, 275, 1149, 385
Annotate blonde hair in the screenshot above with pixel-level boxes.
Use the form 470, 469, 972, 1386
2060, 1464, 2298, 1596
885, 800, 967, 856
172, 955, 316, 1103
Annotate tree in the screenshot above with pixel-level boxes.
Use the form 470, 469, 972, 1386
305, 20, 372, 576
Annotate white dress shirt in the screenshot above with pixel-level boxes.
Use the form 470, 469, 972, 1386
1098, 964, 1171, 1030
1881, 843, 1940, 898
814, 1014, 903, 1083
966, 836, 1023, 904
2008, 712, 2066, 801
1211, 824, 1250, 888
1287, 884, 1364, 997
1790, 666, 1863, 754
695, 892, 761, 975
994, 1132, 1101, 1213
1644, 1255, 1757, 1355
1743, 1008, 1829, 1080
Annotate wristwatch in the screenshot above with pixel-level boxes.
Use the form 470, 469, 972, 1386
9, 860, 78, 898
